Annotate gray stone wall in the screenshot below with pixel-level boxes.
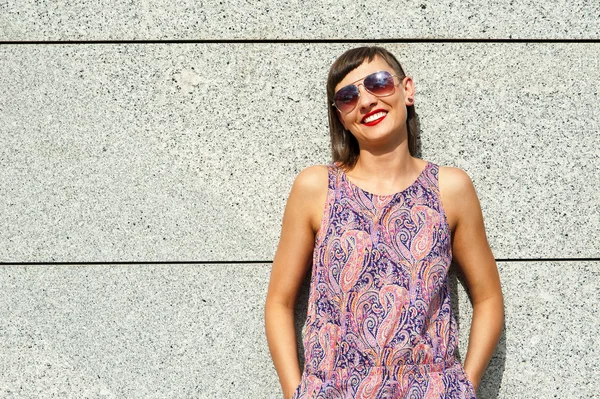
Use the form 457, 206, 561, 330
1, 2, 599, 398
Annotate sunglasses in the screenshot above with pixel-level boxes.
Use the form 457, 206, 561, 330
332, 70, 402, 114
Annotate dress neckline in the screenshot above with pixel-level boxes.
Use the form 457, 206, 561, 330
335, 161, 431, 199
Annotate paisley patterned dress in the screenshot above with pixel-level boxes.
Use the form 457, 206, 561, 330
292, 161, 477, 399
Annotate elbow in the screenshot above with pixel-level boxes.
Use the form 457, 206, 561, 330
264, 295, 295, 325
473, 293, 505, 324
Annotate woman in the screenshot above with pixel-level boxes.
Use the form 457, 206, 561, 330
265, 46, 504, 399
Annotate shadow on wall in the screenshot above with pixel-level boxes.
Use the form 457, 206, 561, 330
294, 273, 311, 367
414, 113, 424, 159
293, 268, 507, 399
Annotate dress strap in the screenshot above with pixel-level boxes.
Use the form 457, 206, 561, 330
418, 162, 441, 197
328, 162, 342, 192
314, 164, 340, 246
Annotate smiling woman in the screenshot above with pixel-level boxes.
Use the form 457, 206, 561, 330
264, 46, 504, 399
327, 48, 419, 171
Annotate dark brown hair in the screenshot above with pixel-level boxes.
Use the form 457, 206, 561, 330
326, 46, 418, 168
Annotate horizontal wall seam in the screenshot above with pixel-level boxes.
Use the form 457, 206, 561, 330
1, 258, 599, 265
1, 38, 600, 45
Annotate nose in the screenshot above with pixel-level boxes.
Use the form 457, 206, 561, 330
357, 84, 378, 110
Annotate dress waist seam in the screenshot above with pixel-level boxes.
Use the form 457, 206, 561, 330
306, 358, 458, 378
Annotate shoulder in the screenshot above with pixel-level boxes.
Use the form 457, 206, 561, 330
290, 164, 329, 197
437, 165, 476, 197
437, 166, 480, 230
288, 164, 330, 233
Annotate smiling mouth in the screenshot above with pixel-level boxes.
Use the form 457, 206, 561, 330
362, 111, 388, 125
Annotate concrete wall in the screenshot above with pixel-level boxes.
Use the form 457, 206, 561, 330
1, 2, 599, 398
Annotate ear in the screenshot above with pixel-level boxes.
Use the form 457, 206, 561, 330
402, 76, 415, 106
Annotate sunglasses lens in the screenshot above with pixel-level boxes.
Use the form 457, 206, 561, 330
364, 71, 396, 96
334, 71, 398, 113
334, 85, 359, 113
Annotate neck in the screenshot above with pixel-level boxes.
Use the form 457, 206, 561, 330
350, 128, 416, 179
353, 144, 415, 179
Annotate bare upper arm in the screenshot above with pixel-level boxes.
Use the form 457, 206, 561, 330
438, 166, 502, 304
266, 165, 329, 308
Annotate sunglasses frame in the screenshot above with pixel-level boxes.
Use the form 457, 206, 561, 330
332, 70, 403, 114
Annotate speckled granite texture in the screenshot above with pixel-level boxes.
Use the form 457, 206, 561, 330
1, 43, 598, 262
1, 1, 599, 40
0, 262, 597, 398
0, 264, 279, 398
454, 262, 600, 398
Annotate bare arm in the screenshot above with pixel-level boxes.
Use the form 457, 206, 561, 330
264, 165, 328, 399
439, 167, 504, 391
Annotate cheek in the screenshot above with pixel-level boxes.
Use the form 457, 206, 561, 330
337, 112, 350, 129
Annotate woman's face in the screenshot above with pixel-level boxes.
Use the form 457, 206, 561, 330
334, 56, 414, 148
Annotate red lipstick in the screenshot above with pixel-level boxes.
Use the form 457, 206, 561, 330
361, 109, 388, 126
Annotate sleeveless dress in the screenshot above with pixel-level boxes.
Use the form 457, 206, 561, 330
292, 161, 477, 399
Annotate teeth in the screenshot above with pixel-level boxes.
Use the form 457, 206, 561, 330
363, 111, 387, 123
